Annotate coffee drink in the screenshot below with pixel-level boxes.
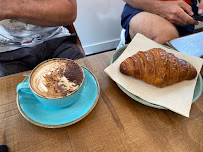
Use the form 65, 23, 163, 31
30, 59, 84, 99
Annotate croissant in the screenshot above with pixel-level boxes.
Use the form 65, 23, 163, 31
120, 48, 197, 88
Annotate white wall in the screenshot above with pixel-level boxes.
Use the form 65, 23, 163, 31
74, 0, 125, 55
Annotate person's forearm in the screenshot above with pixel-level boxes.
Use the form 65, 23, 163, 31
2, 0, 77, 27
123, 0, 163, 14
124, 0, 196, 26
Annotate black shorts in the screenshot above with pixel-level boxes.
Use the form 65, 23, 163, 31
121, 2, 198, 43
0, 34, 85, 77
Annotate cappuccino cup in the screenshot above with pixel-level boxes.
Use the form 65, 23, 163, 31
16, 58, 85, 108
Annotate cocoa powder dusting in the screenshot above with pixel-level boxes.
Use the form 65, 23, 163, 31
39, 60, 82, 98
42, 65, 68, 97
64, 62, 83, 86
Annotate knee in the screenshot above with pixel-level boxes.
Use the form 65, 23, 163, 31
129, 12, 179, 44
151, 26, 179, 44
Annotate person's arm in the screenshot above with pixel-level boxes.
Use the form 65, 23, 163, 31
123, 0, 160, 11
0, 0, 77, 27
123, 0, 198, 26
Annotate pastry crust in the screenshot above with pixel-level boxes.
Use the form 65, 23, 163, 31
120, 48, 197, 87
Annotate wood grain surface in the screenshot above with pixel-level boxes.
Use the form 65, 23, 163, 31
0, 50, 203, 152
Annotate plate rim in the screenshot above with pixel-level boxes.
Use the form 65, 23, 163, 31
111, 44, 202, 109
16, 66, 100, 128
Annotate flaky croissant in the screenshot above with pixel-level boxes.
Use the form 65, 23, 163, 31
120, 48, 197, 88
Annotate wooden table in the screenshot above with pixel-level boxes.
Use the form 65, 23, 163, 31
0, 51, 203, 152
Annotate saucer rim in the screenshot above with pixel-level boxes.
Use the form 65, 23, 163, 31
16, 66, 100, 128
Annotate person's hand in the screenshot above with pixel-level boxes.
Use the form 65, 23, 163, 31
0, 1, 9, 21
198, 0, 203, 14
195, 0, 203, 22
154, 0, 198, 26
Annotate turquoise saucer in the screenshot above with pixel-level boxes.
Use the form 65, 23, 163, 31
16, 67, 100, 128
111, 45, 202, 109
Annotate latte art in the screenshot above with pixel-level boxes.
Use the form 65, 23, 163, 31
39, 63, 79, 97
31, 59, 84, 99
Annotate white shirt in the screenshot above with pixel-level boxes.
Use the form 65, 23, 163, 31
0, 19, 70, 53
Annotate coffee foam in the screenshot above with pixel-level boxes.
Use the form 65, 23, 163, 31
31, 59, 84, 99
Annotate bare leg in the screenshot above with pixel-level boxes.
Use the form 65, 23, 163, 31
129, 12, 179, 44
